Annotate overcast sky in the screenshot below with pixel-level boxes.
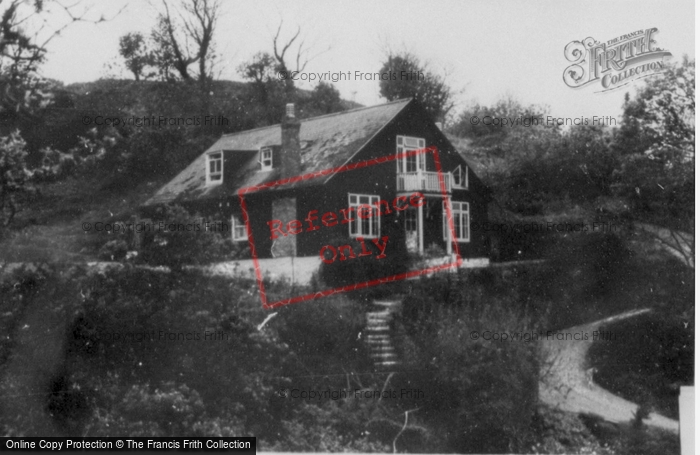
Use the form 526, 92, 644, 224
39, 0, 694, 120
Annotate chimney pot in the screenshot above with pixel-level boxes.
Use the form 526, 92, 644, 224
286, 103, 295, 118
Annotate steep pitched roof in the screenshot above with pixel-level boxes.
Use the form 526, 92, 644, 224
144, 98, 413, 205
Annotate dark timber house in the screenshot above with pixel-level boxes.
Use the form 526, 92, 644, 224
144, 98, 490, 261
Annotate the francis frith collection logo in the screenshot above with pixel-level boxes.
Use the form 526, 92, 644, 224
563, 27, 672, 92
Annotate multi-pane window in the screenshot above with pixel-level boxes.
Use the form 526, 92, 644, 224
452, 165, 468, 188
443, 201, 470, 242
260, 147, 273, 171
348, 194, 380, 238
207, 152, 223, 184
405, 207, 417, 233
396, 136, 426, 173
231, 216, 247, 241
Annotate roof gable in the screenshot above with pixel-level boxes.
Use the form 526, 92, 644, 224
145, 98, 413, 205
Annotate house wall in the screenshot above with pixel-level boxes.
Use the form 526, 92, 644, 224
292, 103, 490, 259
159, 102, 489, 260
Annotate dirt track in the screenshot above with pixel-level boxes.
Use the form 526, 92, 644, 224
539, 308, 679, 433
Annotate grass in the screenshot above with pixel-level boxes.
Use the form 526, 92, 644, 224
0, 174, 165, 263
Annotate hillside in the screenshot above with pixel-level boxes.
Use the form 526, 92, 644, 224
0, 78, 363, 262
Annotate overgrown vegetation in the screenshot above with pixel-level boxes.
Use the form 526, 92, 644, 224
588, 312, 694, 420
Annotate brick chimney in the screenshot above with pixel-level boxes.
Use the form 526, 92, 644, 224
281, 103, 301, 177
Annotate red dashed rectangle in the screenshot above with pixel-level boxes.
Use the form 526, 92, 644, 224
238, 146, 462, 309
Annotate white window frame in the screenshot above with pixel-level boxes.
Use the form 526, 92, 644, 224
396, 136, 426, 174
443, 201, 470, 243
348, 193, 380, 239
206, 152, 223, 185
231, 215, 247, 241
452, 164, 469, 189
405, 207, 418, 233
259, 147, 273, 171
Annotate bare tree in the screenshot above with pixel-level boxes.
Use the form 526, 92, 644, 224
151, 0, 220, 84
273, 22, 306, 101
271, 21, 333, 102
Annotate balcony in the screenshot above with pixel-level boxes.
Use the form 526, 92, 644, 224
397, 171, 452, 193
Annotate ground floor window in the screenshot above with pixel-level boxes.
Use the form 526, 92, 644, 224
348, 193, 380, 238
443, 201, 469, 242
231, 215, 247, 241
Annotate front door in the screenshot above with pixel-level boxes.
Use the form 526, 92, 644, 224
405, 207, 419, 253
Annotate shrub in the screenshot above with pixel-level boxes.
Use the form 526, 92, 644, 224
276, 295, 371, 373
98, 239, 128, 261
318, 233, 411, 299
138, 204, 243, 269
396, 272, 541, 452
0, 264, 295, 439
588, 312, 694, 419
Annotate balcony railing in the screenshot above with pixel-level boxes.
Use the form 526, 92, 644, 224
397, 171, 452, 193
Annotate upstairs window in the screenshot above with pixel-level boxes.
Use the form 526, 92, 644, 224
452, 164, 468, 189
396, 136, 426, 173
259, 147, 273, 171
207, 152, 223, 184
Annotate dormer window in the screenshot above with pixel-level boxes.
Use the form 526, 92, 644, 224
206, 152, 223, 185
259, 147, 273, 171
452, 164, 468, 189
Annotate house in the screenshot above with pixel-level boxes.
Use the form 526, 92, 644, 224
143, 98, 490, 263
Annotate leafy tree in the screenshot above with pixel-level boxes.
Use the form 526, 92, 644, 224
612, 57, 695, 229
0, 131, 79, 226
299, 82, 345, 117
0, 132, 31, 225
118, 32, 155, 81
450, 96, 549, 146
378, 52, 455, 122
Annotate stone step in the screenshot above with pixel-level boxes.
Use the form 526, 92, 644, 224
375, 361, 400, 368
374, 300, 402, 307
371, 352, 398, 358
366, 340, 392, 346
366, 316, 390, 323
367, 310, 392, 317
367, 300, 402, 369
366, 326, 390, 332
371, 354, 396, 359
366, 319, 389, 327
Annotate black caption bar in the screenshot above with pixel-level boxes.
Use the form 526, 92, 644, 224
2, 438, 255, 452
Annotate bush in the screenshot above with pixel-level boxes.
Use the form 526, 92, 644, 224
98, 239, 128, 261
0, 264, 294, 439
138, 204, 243, 269
276, 295, 370, 372
318, 232, 411, 299
588, 312, 694, 419
396, 271, 541, 452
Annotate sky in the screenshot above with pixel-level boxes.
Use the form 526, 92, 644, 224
37, 0, 695, 121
